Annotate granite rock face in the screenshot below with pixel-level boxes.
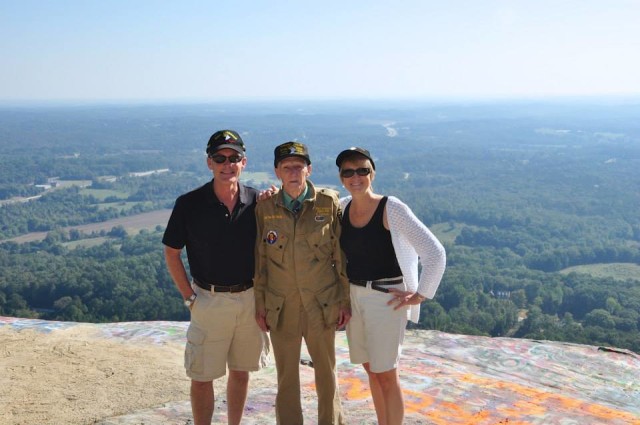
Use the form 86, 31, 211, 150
2, 317, 639, 425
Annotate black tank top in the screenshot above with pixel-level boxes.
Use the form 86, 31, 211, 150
340, 196, 402, 280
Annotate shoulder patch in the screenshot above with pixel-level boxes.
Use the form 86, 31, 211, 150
317, 188, 338, 199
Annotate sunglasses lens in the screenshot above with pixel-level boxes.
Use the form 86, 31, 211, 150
341, 168, 370, 178
211, 155, 242, 164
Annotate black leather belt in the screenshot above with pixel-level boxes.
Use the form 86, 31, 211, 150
194, 279, 254, 293
349, 277, 403, 293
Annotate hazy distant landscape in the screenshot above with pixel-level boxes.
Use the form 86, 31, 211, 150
1, 99, 639, 352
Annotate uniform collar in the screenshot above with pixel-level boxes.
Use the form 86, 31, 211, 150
279, 180, 315, 211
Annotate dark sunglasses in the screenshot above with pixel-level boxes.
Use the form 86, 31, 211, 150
209, 154, 243, 164
340, 167, 371, 178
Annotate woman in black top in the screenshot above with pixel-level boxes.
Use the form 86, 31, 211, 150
336, 147, 446, 425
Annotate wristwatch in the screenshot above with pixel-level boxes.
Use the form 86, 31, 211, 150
184, 294, 197, 308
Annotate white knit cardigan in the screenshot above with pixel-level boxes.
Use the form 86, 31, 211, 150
340, 196, 446, 323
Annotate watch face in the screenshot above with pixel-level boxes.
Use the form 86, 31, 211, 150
184, 295, 196, 307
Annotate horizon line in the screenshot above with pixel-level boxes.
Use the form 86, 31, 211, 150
2, 93, 640, 109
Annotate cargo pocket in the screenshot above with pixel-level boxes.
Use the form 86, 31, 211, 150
265, 290, 285, 331
184, 325, 206, 375
314, 283, 340, 328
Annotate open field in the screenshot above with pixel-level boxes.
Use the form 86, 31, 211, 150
1, 209, 172, 244
243, 171, 276, 185
62, 236, 112, 249
56, 179, 92, 188
560, 262, 640, 281
80, 188, 130, 200
430, 222, 482, 245
95, 201, 154, 212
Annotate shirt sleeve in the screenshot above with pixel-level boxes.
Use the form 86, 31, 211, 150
253, 202, 267, 312
162, 197, 187, 249
388, 196, 446, 299
332, 194, 351, 309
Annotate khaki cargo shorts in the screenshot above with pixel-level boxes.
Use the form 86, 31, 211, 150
185, 285, 270, 381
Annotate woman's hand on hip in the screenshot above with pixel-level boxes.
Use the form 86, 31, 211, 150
387, 289, 427, 310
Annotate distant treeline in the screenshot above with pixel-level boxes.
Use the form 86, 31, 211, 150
1, 230, 638, 353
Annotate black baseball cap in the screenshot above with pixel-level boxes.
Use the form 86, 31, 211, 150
206, 130, 246, 155
335, 147, 376, 170
274, 141, 311, 167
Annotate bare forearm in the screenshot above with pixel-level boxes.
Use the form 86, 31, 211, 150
164, 246, 194, 299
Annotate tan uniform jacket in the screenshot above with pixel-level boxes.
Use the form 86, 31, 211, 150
254, 181, 350, 330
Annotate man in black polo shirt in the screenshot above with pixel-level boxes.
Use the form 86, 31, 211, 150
163, 129, 269, 425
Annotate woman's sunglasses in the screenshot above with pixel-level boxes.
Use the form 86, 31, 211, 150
209, 154, 243, 164
340, 167, 371, 178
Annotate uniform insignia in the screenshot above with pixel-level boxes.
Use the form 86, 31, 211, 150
266, 230, 278, 244
315, 215, 326, 222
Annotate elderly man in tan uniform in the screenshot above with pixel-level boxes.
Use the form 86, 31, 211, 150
254, 141, 351, 424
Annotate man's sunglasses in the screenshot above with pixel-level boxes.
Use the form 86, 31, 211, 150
340, 167, 372, 178
209, 154, 244, 164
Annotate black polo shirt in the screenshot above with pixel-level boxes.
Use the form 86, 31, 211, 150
162, 180, 258, 286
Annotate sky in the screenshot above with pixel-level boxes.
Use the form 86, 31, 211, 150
1, 0, 640, 102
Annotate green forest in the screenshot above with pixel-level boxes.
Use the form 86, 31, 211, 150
1, 100, 639, 353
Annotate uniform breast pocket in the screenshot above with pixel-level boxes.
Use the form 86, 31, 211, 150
307, 223, 333, 260
263, 228, 288, 264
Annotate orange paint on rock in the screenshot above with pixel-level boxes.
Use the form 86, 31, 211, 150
339, 375, 372, 400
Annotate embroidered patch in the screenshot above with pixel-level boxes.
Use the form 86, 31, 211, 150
315, 215, 326, 222
266, 230, 278, 244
